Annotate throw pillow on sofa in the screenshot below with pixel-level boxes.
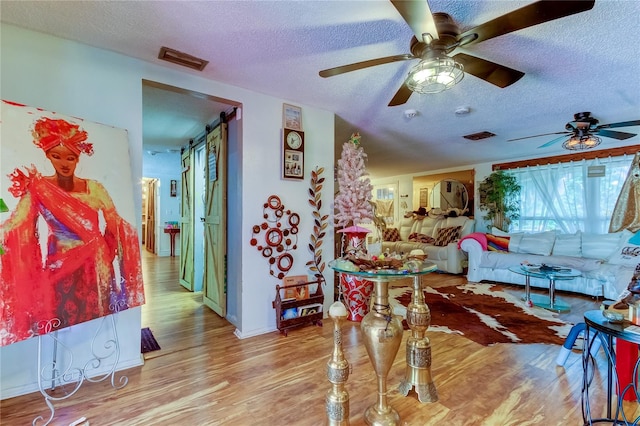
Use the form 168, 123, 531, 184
517, 231, 556, 256
582, 232, 625, 259
408, 232, 435, 244
609, 231, 640, 266
383, 228, 401, 242
491, 227, 510, 237
433, 226, 461, 247
486, 233, 510, 252
501, 231, 560, 256
552, 231, 582, 257
508, 233, 524, 252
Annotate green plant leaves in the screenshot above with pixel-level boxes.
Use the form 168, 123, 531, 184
478, 170, 521, 231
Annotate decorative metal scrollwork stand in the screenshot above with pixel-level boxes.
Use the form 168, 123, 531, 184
33, 301, 128, 426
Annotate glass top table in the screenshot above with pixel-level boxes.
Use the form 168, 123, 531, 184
328, 258, 437, 281
508, 264, 581, 312
328, 257, 438, 424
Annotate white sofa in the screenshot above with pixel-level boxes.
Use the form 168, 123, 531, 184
382, 213, 475, 274
459, 229, 638, 300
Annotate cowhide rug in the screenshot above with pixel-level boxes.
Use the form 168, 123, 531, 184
389, 283, 573, 346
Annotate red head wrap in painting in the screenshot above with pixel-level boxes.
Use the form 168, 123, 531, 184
32, 117, 94, 156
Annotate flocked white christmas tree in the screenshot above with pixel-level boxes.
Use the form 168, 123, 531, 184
334, 132, 373, 228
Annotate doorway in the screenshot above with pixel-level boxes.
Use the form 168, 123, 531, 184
141, 80, 237, 319
413, 169, 475, 217
193, 144, 206, 292
142, 177, 158, 253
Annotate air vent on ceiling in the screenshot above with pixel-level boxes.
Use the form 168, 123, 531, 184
158, 46, 209, 71
463, 131, 496, 141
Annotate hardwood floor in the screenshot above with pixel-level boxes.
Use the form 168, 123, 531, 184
0, 251, 629, 425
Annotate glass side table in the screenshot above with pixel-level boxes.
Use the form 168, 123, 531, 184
508, 265, 581, 312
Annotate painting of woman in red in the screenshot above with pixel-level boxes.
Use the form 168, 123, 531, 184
1, 112, 144, 346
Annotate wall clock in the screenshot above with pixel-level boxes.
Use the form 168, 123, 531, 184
286, 130, 303, 149
282, 128, 304, 180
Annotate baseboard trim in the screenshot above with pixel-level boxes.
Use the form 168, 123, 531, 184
0, 356, 144, 400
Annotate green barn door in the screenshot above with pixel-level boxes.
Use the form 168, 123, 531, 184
179, 147, 194, 291
202, 124, 227, 316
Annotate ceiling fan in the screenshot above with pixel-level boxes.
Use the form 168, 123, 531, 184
319, 0, 595, 107
508, 112, 640, 150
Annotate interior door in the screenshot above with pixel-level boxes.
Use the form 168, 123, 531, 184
202, 123, 227, 316
179, 148, 194, 291
145, 179, 157, 253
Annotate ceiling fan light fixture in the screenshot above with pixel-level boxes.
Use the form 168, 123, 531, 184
406, 56, 464, 94
562, 134, 602, 151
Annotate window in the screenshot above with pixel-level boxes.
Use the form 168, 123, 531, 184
373, 184, 397, 226
509, 156, 633, 234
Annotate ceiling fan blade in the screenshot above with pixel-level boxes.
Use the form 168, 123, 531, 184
459, 0, 595, 47
452, 53, 524, 88
538, 135, 570, 149
390, 0, 439, 41
598, 119, 640, 129
388, 83, 413, 107
319, 54, 414, 78
508, 131, 569, 142
595, 129, 637, 140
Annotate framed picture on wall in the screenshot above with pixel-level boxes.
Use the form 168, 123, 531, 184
283, 103, 302, 131
419, 188, 428, 207
282, 128, 304, 180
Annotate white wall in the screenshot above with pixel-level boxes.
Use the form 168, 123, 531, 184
1, 23, 335, 397
226, 118, 242, 328
236, 97, 336, 338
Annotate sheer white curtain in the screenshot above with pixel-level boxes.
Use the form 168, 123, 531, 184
509, 155, 633, 234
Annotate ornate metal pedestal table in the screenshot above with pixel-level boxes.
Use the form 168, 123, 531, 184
398, 275, 438, 403
329, 259, 437, 426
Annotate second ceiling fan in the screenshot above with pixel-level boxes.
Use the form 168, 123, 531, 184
319, 0, 595, 106
508, 112, 640, 150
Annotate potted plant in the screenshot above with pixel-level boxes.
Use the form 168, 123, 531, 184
478, 170, 521, 232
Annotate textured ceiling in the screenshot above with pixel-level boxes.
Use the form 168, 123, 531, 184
2, 0, 639, 177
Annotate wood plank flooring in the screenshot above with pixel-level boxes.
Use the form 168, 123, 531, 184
0, 251, 629, 425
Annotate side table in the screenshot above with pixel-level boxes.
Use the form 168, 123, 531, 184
508, 265, 581, 312
163, 228, 180, 257
582, 310, 640, 424
329, 259, 437, 426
